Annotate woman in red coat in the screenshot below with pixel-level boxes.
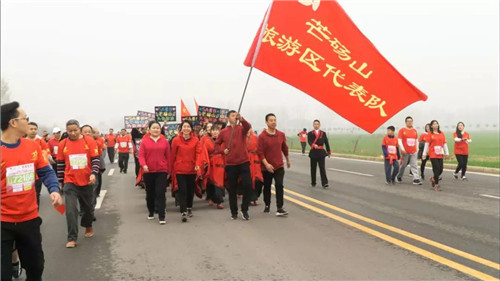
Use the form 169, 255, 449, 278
171, 121, 201, 222
138, 121, 172, 225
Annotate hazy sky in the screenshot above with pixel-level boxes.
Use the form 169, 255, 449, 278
1, 0, 499, 133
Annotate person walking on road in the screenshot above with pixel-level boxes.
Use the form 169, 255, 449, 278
1, 102, 63, 281
139, 121, 172, 225
215, 111, 253, 220
171, 121, 201, 222
131, 128, 144, 178
258, 113, 290, 216
57, 119, 100, 248
417, 124, 431, 180
396, 116, 422, 185
422, 120, 449, 191
105, 128, 117, 164
26, 121, 50, 209
297, 128, 308, 155
116, 129, 132, 173
453, 122, 471, 180
382, 126, 400, 184
308, 120, 331, 188
48, 127, 62, 171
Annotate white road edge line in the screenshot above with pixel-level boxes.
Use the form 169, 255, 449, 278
108, 168, 115, 176
291, 152, 499, 177
95, 190, 107, 210
328, 168, 373, 177
479, 194, 500, 200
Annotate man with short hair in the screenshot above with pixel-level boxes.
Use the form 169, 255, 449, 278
57, 119, 100, 248
308, 120, 331, 188
26, 122, 51, 209
215, 111, 252, 220
258, 113, 290, 216
48, 127, 62, 171
105, 128, 117, 163
1, 101, 62, 280
396, 116, 422, 185
115, 129, 132, 173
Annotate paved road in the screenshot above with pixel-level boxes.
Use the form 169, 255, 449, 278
31, 154, 499, 280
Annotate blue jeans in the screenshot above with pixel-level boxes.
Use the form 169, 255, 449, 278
384, 159, 400, 182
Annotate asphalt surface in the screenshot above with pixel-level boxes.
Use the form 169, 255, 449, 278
30, 154, 499, 280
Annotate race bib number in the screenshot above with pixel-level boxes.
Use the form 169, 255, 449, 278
54, 146, 58, 154
406, 138, 416, 147
120, 142, 127, 148
69, 154, 88, 170
434, 146, 443, 155
6, 163, 35, 194
387, 145, 397, 154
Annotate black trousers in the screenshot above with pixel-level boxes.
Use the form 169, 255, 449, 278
430, 158, 444, 184
300, 142, 306, 154
35, 179, 43, 211
225, 162, 252, 215
134, 156, 141, 177
107, 147, 115, 163
176, 174, 196, 213
455, 154, 468, 177
144, 172, 167, 220
310, 157, 328, 186
118, 153, 129, 172
263, 168, 285, 209
1, 217, 44, 281
420, 156, 429, 177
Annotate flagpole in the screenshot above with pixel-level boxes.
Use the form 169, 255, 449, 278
237, 66, 254, 113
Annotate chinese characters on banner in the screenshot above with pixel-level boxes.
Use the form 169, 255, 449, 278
198, 106, 229, 124
124, 116, 150, 129
244, 0, 427, 133
181, 116, 203, 126
155, 106, 177, 122
137, 111, 155, 120
162, 123, 180, 140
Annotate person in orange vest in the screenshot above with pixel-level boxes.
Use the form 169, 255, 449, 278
104, 128, 117, 163
382, 126, 400, 184
396, 116, 422, 185
453, 122, 471, 180
422, 120, 449, 191
297, 128, 308, 155
115, 129, 132, 173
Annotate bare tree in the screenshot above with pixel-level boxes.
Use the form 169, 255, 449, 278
1, 77, 11, 104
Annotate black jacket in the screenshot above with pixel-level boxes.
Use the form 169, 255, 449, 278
308, 130, 331, 159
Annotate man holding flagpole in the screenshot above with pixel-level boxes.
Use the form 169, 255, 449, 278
215, 111, 252, 220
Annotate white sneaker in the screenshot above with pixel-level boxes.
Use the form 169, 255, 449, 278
461, 176, 468, 181
453, 173, 459, 179
159, 220, 166, 225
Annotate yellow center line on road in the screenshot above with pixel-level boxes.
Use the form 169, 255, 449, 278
276, 191, 499, 281
282, 188, 500, 271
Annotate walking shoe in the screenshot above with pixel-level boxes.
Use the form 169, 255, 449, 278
216, 204, 224, 209
322, 184, 329, 188
12, 261, 22, 278
453, 173, 459, 179
187, 208, 193, 217
240, 211, 250, 220
159, 219, 166, 225
433, 184, 441, 191
181, 212, 188, 222
253, 200, 259, 206
438, 176, 442, 181
147, 213, 154, 220
264, 205, 270, 213
84, 227, 94, 238
385, 181, 391, 185
120, 169, 123, 173
430, 177, 435, 187
231, 214, 238, 220
412, 179, 422, 185
124, 170, 127, 174
276, 208, 288, 216
208, 200, 214, 206
391, 179, 396, 185
421, 174, 425, 180
66, 241, 77, 248
396, 177, 403, 183
461, 176, 468, 181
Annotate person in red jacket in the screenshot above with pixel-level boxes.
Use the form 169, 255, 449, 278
396, 116, 422, 185
258, 113, 290, 216
247, 129, 263, 206
57, 120, 100, 248
297, 128, 308, 155
139, 121, 172, 225
453, 122, 471, 180
115, 129, 132, 173
417, 124, 431, 180
48, 127, 62, 171
104, 129, 117, 163
382, 126, 400, 184
1, 102, 62, 281
26, 121, 50, 209
171, 121, 201, 222
215, 111, 253, 220
422, 120, 449, 191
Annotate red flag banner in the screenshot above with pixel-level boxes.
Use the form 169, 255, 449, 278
244, 0, 427, 133
180, 99, 191, 117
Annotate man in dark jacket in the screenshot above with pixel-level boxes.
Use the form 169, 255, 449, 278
308, 120, 331, 188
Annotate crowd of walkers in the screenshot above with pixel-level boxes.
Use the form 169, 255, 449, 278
1, 101, 472, 280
